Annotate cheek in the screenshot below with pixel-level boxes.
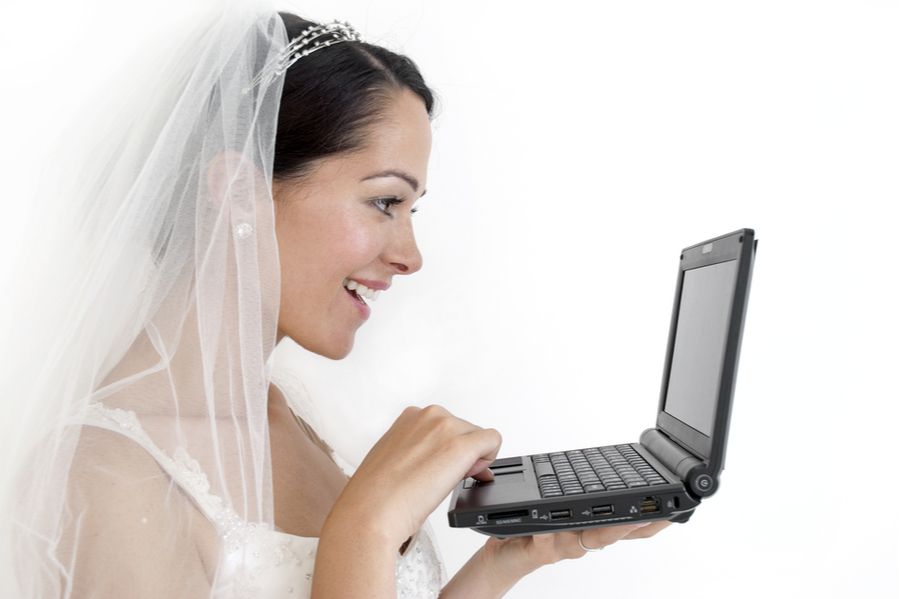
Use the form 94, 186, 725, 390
277, 208, 382, 293
319, 210, 382, 271
334, 228, 381, 269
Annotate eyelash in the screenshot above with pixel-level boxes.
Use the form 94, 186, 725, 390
371, 196, 419, 217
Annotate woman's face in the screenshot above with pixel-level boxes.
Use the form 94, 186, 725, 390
273, 89, 431, 359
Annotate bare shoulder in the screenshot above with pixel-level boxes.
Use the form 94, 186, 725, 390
60, 425, 215, 595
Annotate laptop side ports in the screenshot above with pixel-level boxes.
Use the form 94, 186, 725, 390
640, 496, 661, 514
591, 504, 614, 516
549, 509, 572, 520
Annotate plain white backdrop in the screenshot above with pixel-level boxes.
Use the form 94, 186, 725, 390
2, 1, 897, 597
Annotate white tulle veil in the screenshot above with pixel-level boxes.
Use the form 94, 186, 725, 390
0, 0, 304, 594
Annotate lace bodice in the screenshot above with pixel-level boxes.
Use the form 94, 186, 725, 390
80, 402, 445, 598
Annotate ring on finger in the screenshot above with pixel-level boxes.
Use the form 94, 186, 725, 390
577, 530, 604, 552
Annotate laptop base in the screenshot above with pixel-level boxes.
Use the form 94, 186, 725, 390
475, 507, 696, 538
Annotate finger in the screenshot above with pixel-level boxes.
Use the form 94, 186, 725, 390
466, 459, 495, 481
418, 405, 492, 441
621, 520, 672, 539
579, 522, 651, 551
419, 404, 481, 434
458, 428, 502, 480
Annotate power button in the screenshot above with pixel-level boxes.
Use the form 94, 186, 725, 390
694, 474, 714, 496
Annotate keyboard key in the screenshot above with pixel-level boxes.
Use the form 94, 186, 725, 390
534, 461, 556, 479
533, 444, 669, 498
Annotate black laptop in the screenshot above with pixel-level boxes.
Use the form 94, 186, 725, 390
448, 228, 757, 537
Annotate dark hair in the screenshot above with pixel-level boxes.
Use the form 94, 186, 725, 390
272, 13, 438, 184
152, 14, 434, 266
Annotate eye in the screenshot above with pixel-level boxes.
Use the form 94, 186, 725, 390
371, 196, 405, 217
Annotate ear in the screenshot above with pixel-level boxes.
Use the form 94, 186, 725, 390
205, 149, 267, 210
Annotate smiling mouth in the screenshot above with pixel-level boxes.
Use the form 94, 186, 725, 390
345, 286, 367, 306
342, 278, 382, 303
343, 284, 370, 320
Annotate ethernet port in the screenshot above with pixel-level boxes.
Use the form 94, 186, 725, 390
640, 496, 661, 514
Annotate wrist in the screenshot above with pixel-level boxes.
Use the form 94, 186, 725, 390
323, 497, 420, 557
320, 506, 396, 553
314, 509, 399, 598
478, 538, 540, 595
480, 537, 543, 581
440, 542, 521, 599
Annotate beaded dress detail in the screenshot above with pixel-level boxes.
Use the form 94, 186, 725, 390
80, 402, 446, 598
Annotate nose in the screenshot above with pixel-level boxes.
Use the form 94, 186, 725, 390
386, 219, 423, 275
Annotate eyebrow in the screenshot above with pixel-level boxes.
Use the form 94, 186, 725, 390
361, 169, 427, 198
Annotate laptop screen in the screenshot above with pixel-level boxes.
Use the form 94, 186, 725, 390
662, 259, 737, 436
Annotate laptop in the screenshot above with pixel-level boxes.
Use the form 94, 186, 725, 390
448, 228, 757, 537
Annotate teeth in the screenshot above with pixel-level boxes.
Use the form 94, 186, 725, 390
342, 278, 379, 302
356, 283, 376, 301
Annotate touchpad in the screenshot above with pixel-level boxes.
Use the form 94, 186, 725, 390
492, 471, 524, 483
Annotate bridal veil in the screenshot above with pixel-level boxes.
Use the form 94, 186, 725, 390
0, 0, 298, 594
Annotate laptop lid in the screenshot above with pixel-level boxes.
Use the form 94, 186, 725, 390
655, 229, 756, 476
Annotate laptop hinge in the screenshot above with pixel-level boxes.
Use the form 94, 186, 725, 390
640, 428, 718, 498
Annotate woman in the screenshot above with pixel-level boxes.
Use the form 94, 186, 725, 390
0, 2, 668, 597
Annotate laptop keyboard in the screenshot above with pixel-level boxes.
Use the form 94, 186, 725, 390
532, 444, 668, 498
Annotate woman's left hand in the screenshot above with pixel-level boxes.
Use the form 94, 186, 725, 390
440, 520, 672, 598
485, 519, 672, 576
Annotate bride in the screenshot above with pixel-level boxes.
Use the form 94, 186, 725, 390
0, 1, 668, 597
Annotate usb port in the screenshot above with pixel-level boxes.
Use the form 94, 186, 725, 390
640, 497, 660, 514
591, 504, 614, 516
549, 509, 571, 520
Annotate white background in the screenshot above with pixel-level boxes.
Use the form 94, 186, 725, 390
2, 1, 897, 597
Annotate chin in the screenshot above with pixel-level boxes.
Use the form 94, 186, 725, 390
280, 326, 355, 360
320, 343, 353, 360
297, 336, 354, 360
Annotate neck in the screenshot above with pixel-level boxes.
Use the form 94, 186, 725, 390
97, 299, 278, 417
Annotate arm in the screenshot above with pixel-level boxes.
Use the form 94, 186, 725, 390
314, 516, 400, 598
59, 427, 213, 598
310, 405, 502, 598
439, 540, 535, 599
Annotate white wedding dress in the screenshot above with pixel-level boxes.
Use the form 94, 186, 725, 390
79, 401, 446, 598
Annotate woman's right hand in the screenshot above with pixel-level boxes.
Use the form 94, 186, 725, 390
324, 404, 502, 548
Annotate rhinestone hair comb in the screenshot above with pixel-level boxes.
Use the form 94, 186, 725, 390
242, 20, 363, 95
